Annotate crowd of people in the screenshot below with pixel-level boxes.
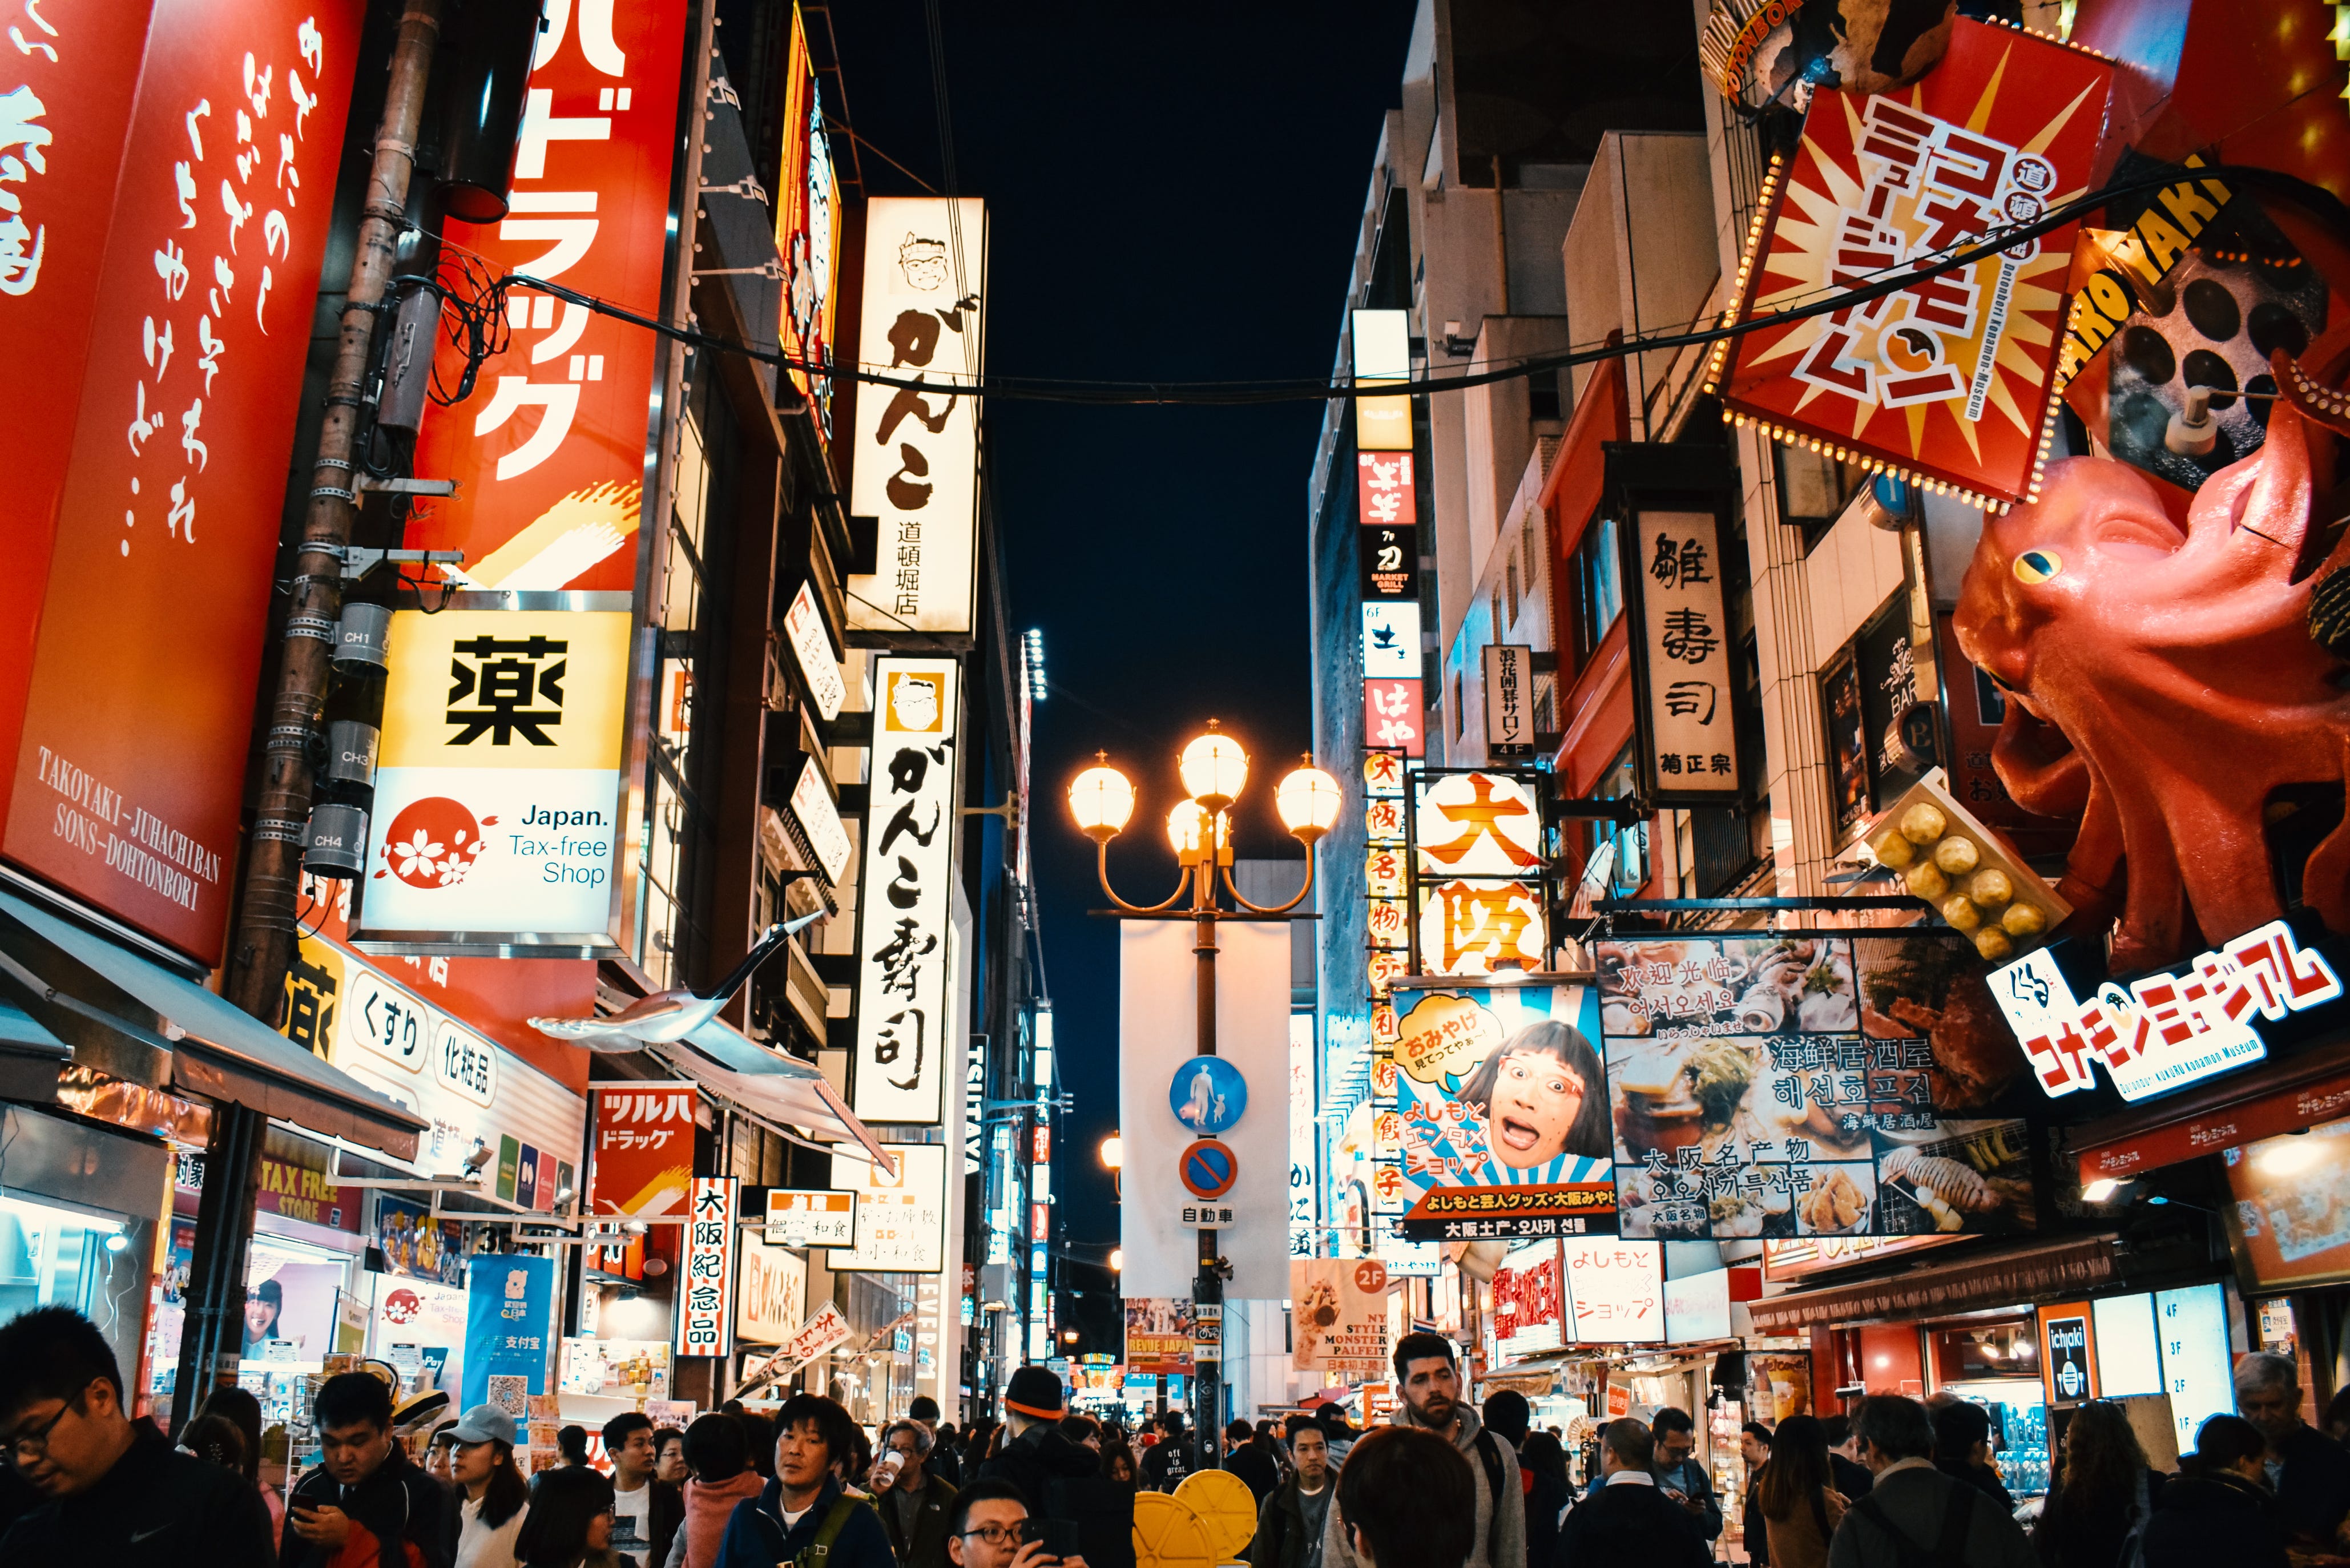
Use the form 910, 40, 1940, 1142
7, 1301, 2350, 1568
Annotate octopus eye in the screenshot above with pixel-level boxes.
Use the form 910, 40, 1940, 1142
2013, 549, 2063, 585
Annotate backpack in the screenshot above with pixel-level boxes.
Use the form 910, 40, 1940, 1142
2113, 1469, 2153, 1568
792, 1493, 868, 1567
1472, 1429, 1505, 1567
1849, 1483, 1974, 1568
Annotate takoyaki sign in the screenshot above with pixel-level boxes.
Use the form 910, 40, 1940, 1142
1388, 985, 1618, 1241
1597, 933, 2038, 1241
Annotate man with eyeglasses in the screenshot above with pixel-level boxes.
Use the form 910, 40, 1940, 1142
944, 1480, 1090, 1568
0, 1305, 273, 1566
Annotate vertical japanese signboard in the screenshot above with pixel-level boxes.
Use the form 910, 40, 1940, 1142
1597, 932, 2038, 1239
1492, 1240, 1565, 1357
1409, 769, 1547, 978
354, 608, 631, 952
1363, 679, 1425, 759
1289, 1011, 1317, 1257
845, 196, 988, 634
1711, 21, 2113, 506
773, 1, 841, 436
588, 1083, 698, 1219
828, 1143, 947, 1273
678, 1176, 736, 1359
852, 657, 960, 1124
1388, 983, 1617, 1240
1352, 309, 1412, 451
1483, 645, 1533, 759
2, 0, 361, 963
403, 0, 688, 591
1622, 506, 1743, 808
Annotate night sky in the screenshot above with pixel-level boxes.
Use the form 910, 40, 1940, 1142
825, 4, 1420, 1291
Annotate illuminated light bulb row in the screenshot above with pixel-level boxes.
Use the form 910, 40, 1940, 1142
1704, 154, 1788, 398
1728, 410, 2006, 514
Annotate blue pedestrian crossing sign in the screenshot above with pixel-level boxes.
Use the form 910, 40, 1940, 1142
1179, 1138, 1239, 1200
1167, 1057, 1248, 1135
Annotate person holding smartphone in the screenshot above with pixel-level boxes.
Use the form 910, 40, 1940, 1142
281, 1371, 452, 1568
944, 1481, 1088, 1568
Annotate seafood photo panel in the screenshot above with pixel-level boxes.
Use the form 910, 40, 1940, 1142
1599, 932, 2038, 1241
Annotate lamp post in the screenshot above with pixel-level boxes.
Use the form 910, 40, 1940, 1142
1067, 720, 1340, 1465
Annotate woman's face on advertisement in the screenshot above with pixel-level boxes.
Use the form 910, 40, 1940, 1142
1488, 1049, 1583, 1168
244, 1296, 277, 1336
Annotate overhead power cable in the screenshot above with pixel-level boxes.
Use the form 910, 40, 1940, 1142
478, 163, 2328, 408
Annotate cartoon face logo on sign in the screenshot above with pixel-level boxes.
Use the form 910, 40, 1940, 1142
374, 797, 498, 890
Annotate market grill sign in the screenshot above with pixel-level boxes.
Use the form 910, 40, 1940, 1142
1707, 20, 2115, 509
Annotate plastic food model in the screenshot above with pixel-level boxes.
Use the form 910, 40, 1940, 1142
1955, 351, 2350, 973
1866, 784, 2062, 963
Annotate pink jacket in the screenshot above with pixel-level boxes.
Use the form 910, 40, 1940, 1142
679, 1472, 767, 1568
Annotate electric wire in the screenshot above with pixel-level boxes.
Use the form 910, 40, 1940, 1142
461, 162, 2324, 408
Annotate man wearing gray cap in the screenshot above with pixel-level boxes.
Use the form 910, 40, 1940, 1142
447, 1404, 531, 1568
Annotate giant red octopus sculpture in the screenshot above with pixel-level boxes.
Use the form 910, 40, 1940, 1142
1953, 348, 2350, 974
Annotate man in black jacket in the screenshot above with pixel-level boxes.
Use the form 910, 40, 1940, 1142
282, 1371, 453, 1568
1140, 1412, 1198, 1492
1222, 1421, 1279, 1506
1555, 1419, 1710, 1568
1244, 1416, 1332, 1568
0, 1306, 275, 1568
978, 1367, 1130, 1568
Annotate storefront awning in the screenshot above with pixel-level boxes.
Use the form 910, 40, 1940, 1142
2070, 1039, 2350, 1183
1744, 1235, 2117, 1335
660, 1017, 897, 1175
0, 889, 427, 1160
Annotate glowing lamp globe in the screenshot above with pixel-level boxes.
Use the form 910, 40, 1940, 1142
1099, 1134, 1123, 1170
1067, 761, 1135, 841
1275, 764, 1343, 843
1167, 799, 1208, 857
1179, 724, 1249, 811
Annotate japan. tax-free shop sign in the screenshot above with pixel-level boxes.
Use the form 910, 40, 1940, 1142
1, 0, 361, 962
1715, 21, 2113, 507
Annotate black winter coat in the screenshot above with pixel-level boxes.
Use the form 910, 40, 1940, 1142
2140, 1471, 2288, 1568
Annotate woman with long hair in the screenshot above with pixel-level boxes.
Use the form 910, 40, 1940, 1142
2143, 1414, 2286, 1568
2034, 1400, 2165, 1568
450, 1406, 531, 1568
517, 1465, 628, 1568
1517, 1429, 1576, 1568
1756, 1414, 1848, 1568
1102, 1437, 1138, 1486
1456, 1020, 1613, 1167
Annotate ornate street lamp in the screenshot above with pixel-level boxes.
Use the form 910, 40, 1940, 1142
1065, 719, 1338, 1462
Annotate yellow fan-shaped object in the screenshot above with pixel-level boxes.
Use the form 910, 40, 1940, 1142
1175, 1469, 1260, 1560
1132, 1489, 1218, 1568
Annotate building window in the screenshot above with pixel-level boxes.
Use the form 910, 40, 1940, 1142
1595, 746, 1647, 894
1774, 443, 1869, 552
1566, 513, 1623, 672
1505, 554, 1520, 629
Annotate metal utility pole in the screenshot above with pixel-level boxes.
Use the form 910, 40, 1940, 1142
227, 0, 444, 1020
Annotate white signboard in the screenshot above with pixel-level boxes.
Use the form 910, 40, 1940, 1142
356, 609, 632, 949
763, 1188, 857, 1248
1663, 1265, 1732, 1344
828, 1143, 948, 1273
1482, 643, 1533, 758
782, 581, 846, 723
734, 1234, 809, 1346
2155, 1284, 2234, 1456
788, 756, 853, 886
1361, 601, 1420, 679
850, 658, 960, 1124
1561, 1239, 1663, 1345
846, 196, 988, 634
677, 1177, 737, 1359
1289, 1011, 1316, 1257
1628, 510, 1742, 804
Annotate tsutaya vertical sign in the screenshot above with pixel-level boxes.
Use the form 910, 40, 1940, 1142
851, 658, 961, 1123
403, 0, 689, 591
1, 0, 362, 964
1623, 508, 1742, 807
678, 1176, 737, 1359
847, 196, 988, 634
355, 608, 631, 952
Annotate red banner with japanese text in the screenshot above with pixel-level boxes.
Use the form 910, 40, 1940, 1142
402, 0, 689, 592
1714, 21, 2114, 508
2, 0, 362, 962
589, 1082, 699, 1218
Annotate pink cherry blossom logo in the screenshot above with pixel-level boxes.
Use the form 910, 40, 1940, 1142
373, 797, 500, 890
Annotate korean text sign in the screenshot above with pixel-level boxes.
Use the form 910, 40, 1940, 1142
677, 1176, 737, 1359
852, 658, 961, 1123
1387, 984, 1618, 1241
1623, 510, 1742, 806
355, 608, 630, 949
845, 196, 988, 633
462, 1253, 554, 1410
402, 0, 687, 591
1715, 21, 2113, 504
2, 0, 361, 963
1598, 932, 2038, 1239
589, 1083, 697, 1218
